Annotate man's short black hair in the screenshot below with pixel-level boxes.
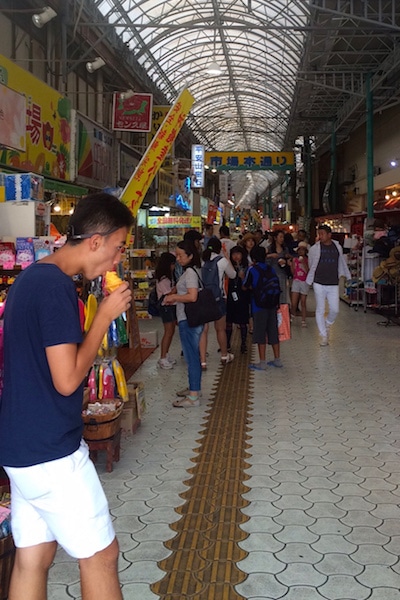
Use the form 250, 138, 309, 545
67, 192, 134, 244
183, 229, 202, 241
219, 225, 230, 237
250, 245, 266, 263
318, 224, 332, 233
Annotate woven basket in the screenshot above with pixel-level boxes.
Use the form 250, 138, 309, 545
82, 402, 123, 441
0, 484, 14, 600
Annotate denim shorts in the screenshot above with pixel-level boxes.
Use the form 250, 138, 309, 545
252, 308, 279, 345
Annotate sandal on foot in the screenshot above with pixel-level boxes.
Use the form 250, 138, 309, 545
176, 388, 202, 397
172, 396, 200, 408
301, 320, 307, 327
201, 362, 207, 371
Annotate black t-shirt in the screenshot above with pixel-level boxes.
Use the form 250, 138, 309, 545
314, 243, 339, 285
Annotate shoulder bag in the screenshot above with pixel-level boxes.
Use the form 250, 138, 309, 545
184, 268, 222, 327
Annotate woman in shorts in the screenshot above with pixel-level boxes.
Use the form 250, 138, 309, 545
290, 241, 309, 326
155, 252, 177, 369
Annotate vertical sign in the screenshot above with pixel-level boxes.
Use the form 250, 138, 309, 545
191, 144, 204, 188
121, 88, 195, 217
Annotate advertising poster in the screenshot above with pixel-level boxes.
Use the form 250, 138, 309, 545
121, 88, 195, 217
0, 54, 72, 180
76, 113, 114, 189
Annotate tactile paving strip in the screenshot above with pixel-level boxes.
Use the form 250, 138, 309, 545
151, 335, 253, 599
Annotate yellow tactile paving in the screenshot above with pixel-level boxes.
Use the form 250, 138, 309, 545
151, 336, 252, 598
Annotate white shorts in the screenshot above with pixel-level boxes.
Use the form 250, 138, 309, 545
291, 279, 309, 295
4, 440, 115, 559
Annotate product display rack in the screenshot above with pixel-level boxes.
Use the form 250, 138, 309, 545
343, 243, 364, 310
128, 248, 156, 319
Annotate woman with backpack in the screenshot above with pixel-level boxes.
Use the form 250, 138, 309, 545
154, 252, 177, 369
199, 237, 236, 369
266, 229, 292, 304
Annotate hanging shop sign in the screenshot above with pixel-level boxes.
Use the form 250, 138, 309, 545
76, 113, 114, 189
112, 92, 153, 132
191, 144, 204, 188
0, 83, 26, 151
0, 54, 72, 180
119, 142, 140, 184
121, 88, 195, 217
148, 216, 201, 229
207, 204, 218, 223
157, 168, 174, 206
147, 106, 173, 171
205, 151, 295, 171
146, 105, 170, 144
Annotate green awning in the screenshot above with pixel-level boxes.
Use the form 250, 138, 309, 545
44, 179, 88, 197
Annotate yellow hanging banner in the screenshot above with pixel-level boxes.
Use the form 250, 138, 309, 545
121, 88, 195, 217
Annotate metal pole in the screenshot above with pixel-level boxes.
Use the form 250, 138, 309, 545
366, 73, 374, 219
330, 124, 337, 213
305, 137, 312, 218
268, 186, 272, 220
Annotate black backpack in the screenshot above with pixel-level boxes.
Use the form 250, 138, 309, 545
251, 264, 281, 309
201, 256, 223, 301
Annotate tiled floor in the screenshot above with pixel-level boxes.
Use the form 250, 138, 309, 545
48, 294, 400, 600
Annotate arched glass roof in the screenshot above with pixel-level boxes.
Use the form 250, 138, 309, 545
94, 0, 310, 204
90, 2, 400, 205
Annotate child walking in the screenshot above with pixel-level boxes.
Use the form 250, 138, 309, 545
243, 245, 283, 370
290, 241, 309, 327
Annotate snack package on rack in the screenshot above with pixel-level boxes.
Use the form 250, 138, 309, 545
15, 237, 35, 269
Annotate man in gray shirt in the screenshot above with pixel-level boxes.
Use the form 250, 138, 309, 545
306, 225, 351, 346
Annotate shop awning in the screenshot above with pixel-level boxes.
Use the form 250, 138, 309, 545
44, 179, 88, 197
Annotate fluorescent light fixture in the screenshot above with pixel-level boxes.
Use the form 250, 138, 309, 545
120, 89, 134, 101
32, 6, 57, 28
86, 57, 106, 73
206, 60, 222, 76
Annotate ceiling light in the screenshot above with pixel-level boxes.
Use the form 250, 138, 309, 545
206, 60, 222, 76
392, 190, 397, 197
86, 57, 105, 73
120, 89, 134, 101
53, 201, 61, 213
390, 159, 398, 167
385, 193, 390, 200
32, 6, 57, 28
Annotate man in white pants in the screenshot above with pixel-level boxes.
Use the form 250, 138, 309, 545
306, 224, 351, 346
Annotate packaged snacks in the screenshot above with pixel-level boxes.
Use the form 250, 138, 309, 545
15, 237, 35, 269
33, 237, 54, 261
0, 242, 16, 269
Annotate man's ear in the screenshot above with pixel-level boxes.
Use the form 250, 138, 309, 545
88, 234, 101, 250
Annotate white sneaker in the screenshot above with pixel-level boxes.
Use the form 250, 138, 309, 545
167, 354, 177, 365
158, 358, 173, 369
319, 336, 329, 346
325, 322, 332, 341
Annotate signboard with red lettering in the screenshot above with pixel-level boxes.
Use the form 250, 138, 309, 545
121, 88, 195, 217
0, 53, 72, 180
112, 93, 153, 132
76, 113, 114, 188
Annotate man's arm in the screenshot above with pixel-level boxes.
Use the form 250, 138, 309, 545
46, 283, 131, 396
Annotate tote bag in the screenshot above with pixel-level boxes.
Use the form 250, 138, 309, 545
184, 268, 221, 327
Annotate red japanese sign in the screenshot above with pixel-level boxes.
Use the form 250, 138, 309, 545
112, 93, 153, 132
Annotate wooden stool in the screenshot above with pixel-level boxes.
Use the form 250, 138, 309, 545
85, 428, 121, 473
